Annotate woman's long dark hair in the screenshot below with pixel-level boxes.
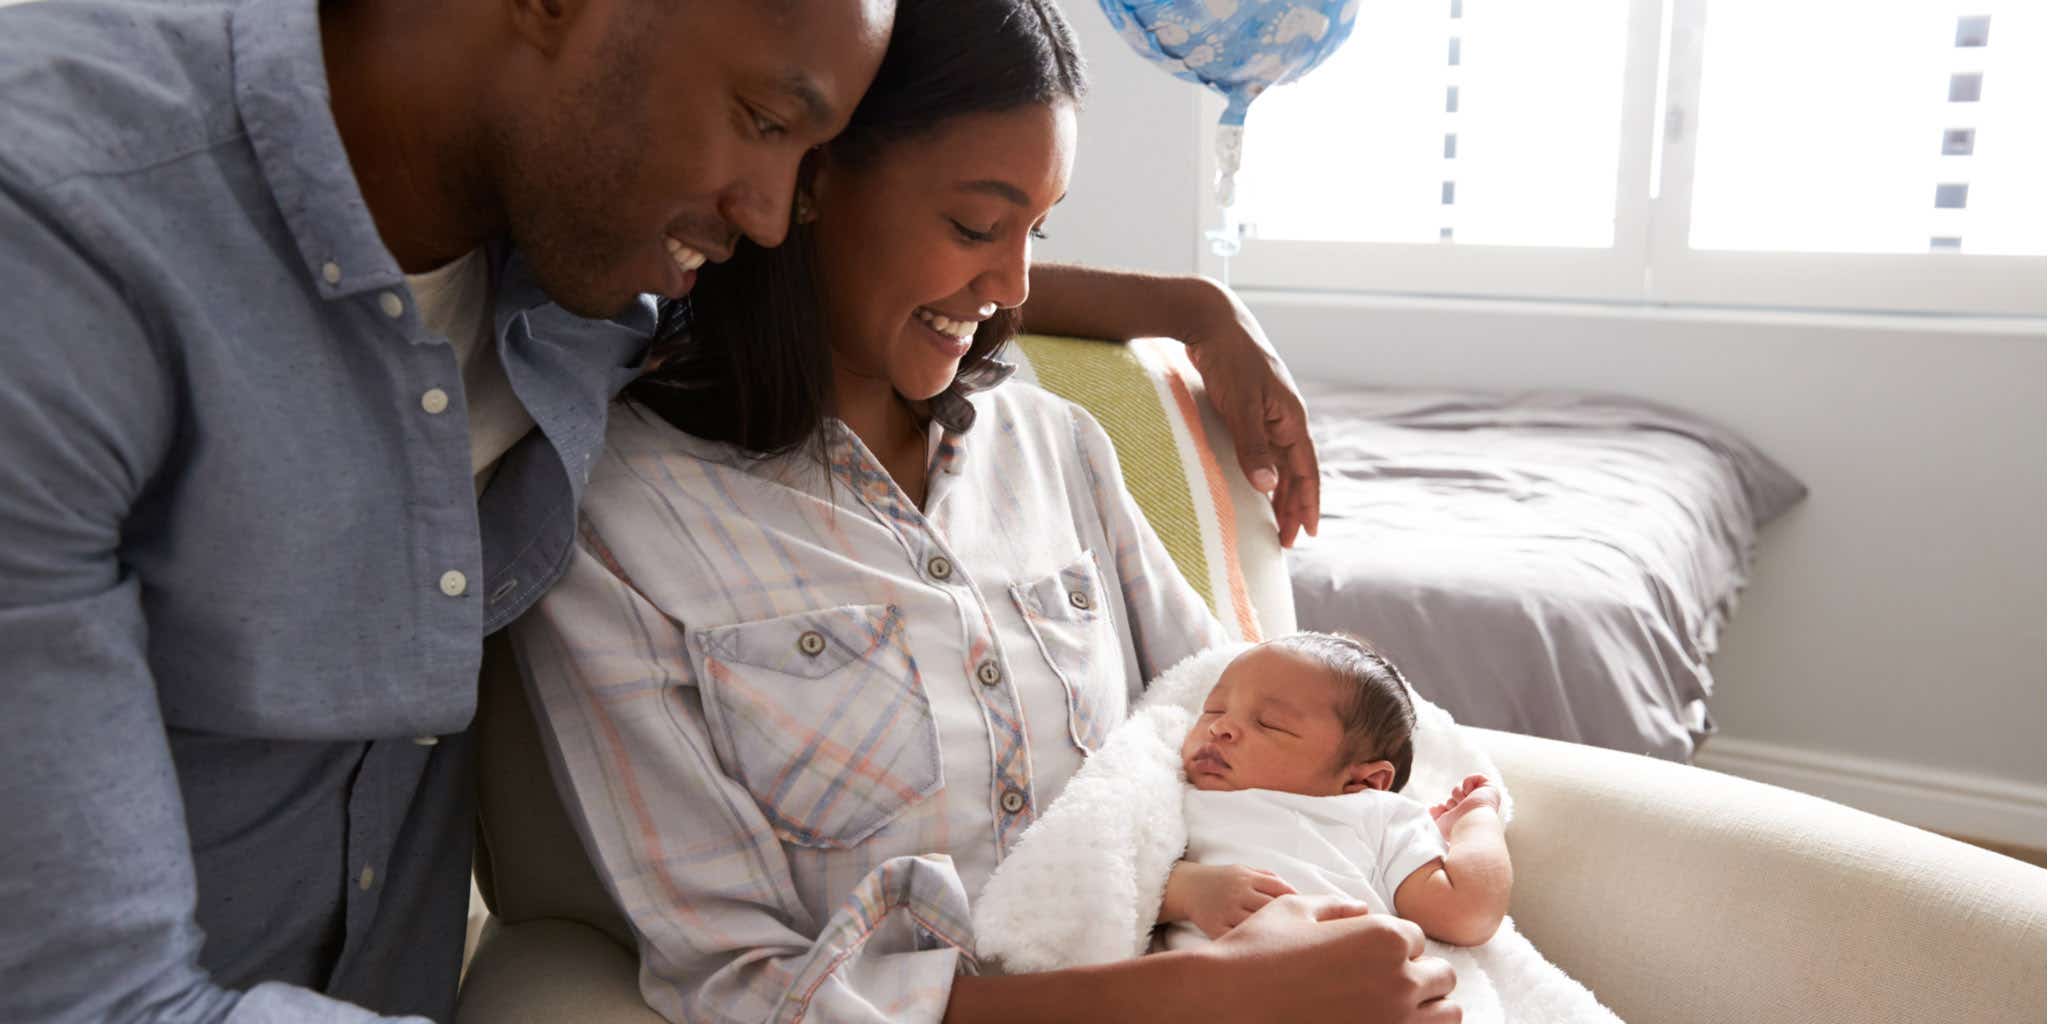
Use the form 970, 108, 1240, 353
624, 0, 1088, 457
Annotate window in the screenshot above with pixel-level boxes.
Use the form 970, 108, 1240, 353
1213, 0, 2045, 315
1235, 0, 1632, 249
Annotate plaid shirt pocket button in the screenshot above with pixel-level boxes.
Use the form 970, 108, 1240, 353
797, 630, 827, 657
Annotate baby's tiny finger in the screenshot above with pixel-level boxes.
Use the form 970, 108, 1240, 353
1252, 876, 1296, 897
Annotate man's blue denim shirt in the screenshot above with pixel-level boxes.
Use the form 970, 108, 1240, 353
0, 0, 651, 1019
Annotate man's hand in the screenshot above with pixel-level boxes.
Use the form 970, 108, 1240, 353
1172, 277, 1321, 547
1018, 265, 1323, 547
1197, 895, 1461, 1023
1162, 861, 1298, 938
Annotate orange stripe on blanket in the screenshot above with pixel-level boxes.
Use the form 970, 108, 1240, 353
1158, 352, 1261, 641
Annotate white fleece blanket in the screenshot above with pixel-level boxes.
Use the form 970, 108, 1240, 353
972, 643, 1621, 1024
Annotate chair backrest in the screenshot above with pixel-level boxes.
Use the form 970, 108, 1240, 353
472, 334, 1298, 955
1009, 334, 1296, 640
474, 630, 634, 948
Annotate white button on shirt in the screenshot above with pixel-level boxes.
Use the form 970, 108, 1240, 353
513, 383, 1227, 1024
404, 249, 535, 487
377, 291, 404, 319
438, 571, 466, 597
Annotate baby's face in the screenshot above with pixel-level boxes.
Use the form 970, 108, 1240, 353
1182, 645, 1382, 796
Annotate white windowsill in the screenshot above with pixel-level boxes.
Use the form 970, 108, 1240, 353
1236, 286, 2047, 337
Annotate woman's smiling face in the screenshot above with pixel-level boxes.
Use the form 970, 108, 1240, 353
807, 101, 1077, 404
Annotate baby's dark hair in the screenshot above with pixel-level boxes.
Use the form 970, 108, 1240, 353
1268, 632, 1418, 792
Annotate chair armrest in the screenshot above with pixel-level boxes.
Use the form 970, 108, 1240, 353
455, 916, 665, 1024
1471, 726, 2046, 1024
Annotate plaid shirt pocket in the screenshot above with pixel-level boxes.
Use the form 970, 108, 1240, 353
1010, 552, 1126, 753
692, 603, 943, 848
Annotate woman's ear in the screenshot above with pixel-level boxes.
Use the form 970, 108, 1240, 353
1340, 760, 1397, 794
796, 147, 830, 225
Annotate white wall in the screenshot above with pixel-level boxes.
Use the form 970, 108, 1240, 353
1046, 5, 1205, 278
1047, 2, 2047, 845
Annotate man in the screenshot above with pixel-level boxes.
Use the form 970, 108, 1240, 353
0, 0, 1452, 1021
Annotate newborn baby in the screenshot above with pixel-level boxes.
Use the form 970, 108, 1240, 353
1159, 632, 1512, 948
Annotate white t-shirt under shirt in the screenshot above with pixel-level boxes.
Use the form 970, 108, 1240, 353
1166, 786, 1449, 949
405, 249, 535, 489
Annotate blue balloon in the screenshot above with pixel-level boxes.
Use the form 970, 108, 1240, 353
1097, 0, 1362, 128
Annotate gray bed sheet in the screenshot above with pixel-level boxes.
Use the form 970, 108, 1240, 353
1288, 384, 1805, 761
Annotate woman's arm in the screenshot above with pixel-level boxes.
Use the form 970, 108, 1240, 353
946, 896, 1463, 1024
1024, 264, 1321, 547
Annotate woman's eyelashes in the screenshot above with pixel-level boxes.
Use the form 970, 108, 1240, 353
949, 219, 995, 243
947, 218, 1054, 244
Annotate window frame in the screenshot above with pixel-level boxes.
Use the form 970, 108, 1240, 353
1204, 0, 2048, 316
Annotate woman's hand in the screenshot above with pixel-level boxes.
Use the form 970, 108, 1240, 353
948, 894, 1462, 1023
1161, 861, 1298, 938
1200, 895, 1463, 1023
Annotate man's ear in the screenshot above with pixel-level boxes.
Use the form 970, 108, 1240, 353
507, 0, 581, 57
1340, 760, 1397, 794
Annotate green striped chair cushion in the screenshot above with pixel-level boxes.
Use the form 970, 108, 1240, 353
1009, 334, 1296, 642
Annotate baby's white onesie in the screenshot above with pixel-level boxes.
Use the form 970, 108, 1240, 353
1166, 787, 1448, 949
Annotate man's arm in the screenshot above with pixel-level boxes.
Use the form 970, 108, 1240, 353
946, 895, 1461, 1023
0, 198, 413, 1023
1022, 264, 1321, 547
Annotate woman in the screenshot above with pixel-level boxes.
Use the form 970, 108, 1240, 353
513, 1, 1458, 1020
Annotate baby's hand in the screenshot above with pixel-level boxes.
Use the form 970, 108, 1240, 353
1166, 862, 1298, 938
1428, 773, 1502, 840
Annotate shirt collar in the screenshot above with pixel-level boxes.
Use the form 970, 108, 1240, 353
232, 0, 404, 300
925, 356, 1017, 434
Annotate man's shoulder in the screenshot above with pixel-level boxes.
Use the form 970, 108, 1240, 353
0, 0, 244, 194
